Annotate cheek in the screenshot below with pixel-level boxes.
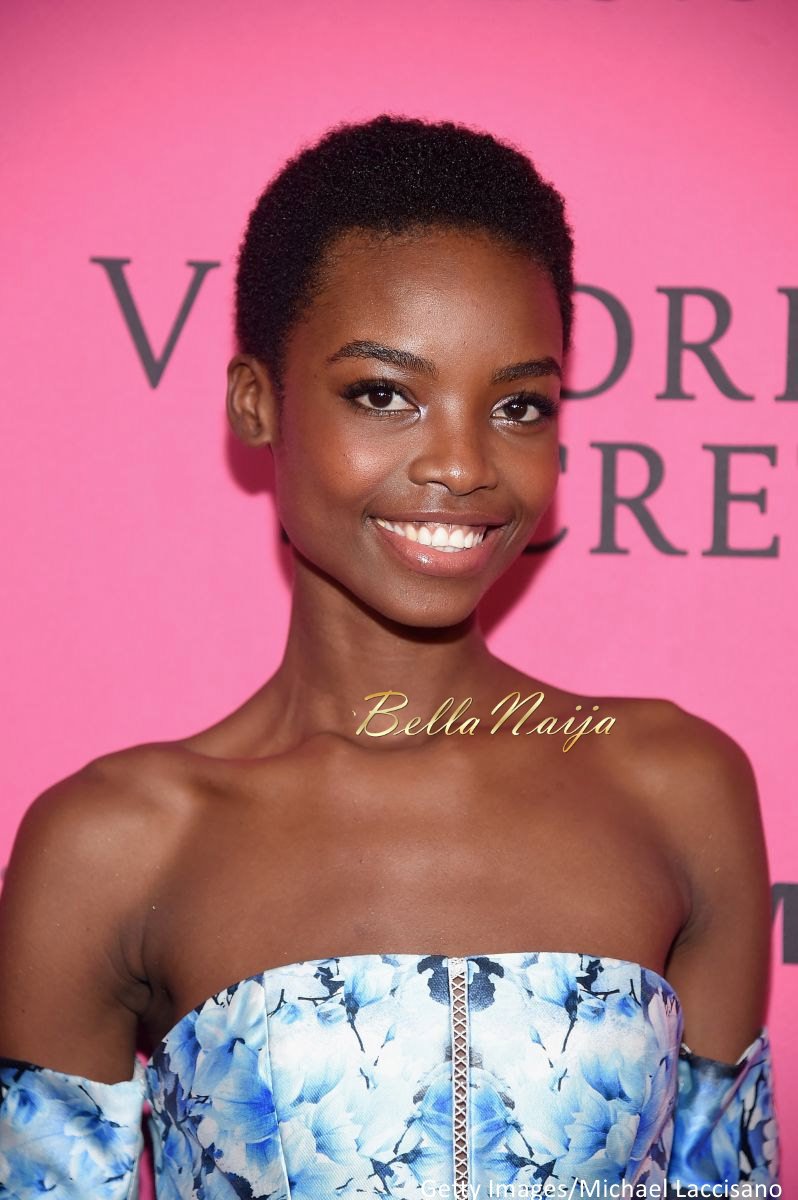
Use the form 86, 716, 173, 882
337, 434, 404, 493
273, 408, 389, 526
503, 435, 561, 502
294, 407, 404, 492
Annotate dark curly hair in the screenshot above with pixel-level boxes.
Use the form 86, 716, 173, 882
234, 115, 575, 389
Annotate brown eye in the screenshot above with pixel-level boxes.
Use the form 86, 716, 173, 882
500, 399, 539, 423
341, 380, 415, 417
363, 387, 402, 410
493, 393, 559, 425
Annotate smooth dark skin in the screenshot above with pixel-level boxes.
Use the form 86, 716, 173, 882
0, 228, 772, 1084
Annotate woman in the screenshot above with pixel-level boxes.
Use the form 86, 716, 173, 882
0, 115, 780, 1196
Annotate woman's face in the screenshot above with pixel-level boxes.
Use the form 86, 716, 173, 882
234, 225, 563, 628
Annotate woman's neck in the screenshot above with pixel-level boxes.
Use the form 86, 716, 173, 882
252, 561, 513, 750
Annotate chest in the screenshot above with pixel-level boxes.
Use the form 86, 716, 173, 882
139, 735, 688, 1048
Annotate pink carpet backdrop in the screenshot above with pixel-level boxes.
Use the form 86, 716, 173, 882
1, 0, 796, 1191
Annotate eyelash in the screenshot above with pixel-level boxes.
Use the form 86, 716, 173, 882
340, 378, 560, 425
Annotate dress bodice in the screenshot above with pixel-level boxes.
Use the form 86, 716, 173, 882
0, 949, 781, 1197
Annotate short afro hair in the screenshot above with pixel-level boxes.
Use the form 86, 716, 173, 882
234, 114, 575, 388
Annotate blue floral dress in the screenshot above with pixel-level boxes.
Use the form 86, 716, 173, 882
0, 950, 781, 1197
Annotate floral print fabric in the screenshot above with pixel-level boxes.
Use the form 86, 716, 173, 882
0, 951, 781, 1197
0, 1055, 145, 1198
668, 1029, 780, 1188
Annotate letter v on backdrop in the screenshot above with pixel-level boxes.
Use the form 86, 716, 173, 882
89, 257, 221, 387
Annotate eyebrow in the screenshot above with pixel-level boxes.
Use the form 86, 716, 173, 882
326, 340, 561, 382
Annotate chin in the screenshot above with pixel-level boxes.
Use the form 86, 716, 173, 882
371, 594, 482, 631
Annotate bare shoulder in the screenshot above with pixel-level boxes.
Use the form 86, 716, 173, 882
611, 696, 773, 1055
3, 740, 206, 942
607, 694, 761, 821
8, 741, 195, 867
499, 673, 759, 830
605, 694, 770, 933
0, 742, 199, 1076
485, 676, 773, 1056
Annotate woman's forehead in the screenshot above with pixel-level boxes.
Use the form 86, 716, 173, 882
291, 226, 563, 363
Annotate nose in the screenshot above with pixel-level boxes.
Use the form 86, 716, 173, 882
406, 404, 499, 495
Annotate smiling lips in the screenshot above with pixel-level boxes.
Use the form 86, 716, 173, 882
373, 518, 488, 552
369, 515, 509, 578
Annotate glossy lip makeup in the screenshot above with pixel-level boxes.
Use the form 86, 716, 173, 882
368, 517, 509, 579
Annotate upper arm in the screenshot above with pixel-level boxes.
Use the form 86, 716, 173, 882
655, 704, 773, 1064
0, 756, 153, 1083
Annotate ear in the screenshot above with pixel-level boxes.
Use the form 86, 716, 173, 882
226, 354, 280, 447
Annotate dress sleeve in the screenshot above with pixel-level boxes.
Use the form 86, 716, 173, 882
0, 1053, 147, 1199
666, 1025, 781, 1190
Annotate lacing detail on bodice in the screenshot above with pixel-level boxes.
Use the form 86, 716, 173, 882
447, 956, 470, 1196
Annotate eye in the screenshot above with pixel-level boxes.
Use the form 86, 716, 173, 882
492, 392, 560, 425
341, 379, 415, 417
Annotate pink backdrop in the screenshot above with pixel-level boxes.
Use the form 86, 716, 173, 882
1, 0, 795, 1188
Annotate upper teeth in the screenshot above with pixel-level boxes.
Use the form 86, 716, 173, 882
374, 518, 488, 550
